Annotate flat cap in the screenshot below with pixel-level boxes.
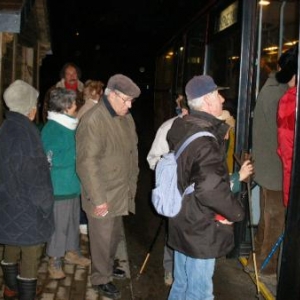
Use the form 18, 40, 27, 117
107, 74, 141, 98
4, 80, 39, 116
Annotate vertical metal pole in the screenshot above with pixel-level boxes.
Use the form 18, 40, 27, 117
235, 0, 257, 155
255, 4, 263, 99
0, 33, 3, 125
278, 2, 286, 59
229, 0, 257, 258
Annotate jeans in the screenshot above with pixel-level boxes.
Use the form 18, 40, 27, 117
168, 251, 215, 300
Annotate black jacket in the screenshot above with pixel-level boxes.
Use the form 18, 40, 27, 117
167, 110, 244, 259
0, 112, 54, 246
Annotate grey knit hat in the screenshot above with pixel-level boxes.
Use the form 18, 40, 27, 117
107, 74, 141, 98
4, 80, 39, 115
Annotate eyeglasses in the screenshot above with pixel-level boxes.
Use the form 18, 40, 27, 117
114, 91, 135, 104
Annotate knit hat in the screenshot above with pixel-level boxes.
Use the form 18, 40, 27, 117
3, 80, 39, 116
107, 74, 141, 98
185, 75, 228, 100
276, 44, 298, 84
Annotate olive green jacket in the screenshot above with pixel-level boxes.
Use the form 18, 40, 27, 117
76, 97, 139, 218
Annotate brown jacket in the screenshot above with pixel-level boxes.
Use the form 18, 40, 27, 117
76, 97, 139, 218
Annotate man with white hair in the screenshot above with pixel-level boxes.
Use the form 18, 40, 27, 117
167, 75, 245, 300
76, 74, 141, 299
0, 80, 54, 299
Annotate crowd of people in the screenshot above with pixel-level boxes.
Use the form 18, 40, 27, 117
0, 42, 298, 300
0, 63, 141, 300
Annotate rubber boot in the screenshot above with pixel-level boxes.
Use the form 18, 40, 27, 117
17, 276, 37, 300
1, 260, 18, 300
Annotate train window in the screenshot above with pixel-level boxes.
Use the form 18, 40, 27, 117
258, 0, 299, 93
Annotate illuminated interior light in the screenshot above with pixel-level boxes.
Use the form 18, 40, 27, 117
284, 41, 299, 46
167, 51, 174, 56
263, 46, 278, 52
179, 47, 184, 51
259, 1, 270, 5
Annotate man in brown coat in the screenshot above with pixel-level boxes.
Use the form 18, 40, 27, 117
76, 74, 140, 299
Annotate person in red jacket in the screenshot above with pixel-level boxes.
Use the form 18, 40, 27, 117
276, 44, 298, 207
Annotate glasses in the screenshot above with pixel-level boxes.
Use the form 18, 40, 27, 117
114, 91, 135, 104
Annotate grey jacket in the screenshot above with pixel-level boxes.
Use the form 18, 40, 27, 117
76, 96, 139, 218
252, 72, 287, 190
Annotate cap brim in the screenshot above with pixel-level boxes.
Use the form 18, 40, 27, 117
217, 86, 230, 91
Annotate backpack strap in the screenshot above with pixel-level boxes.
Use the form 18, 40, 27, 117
175, 131, 215, 160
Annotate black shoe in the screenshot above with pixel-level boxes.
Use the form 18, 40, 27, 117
95, 282, 121, 299
113, 267, 126, 279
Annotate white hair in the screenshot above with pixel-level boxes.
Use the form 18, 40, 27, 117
188, 90, 217, 110
104, 87, 112, 96
187, 96, 205, 110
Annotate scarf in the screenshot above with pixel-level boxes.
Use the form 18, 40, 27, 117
65, 81, 78, 91
47, 111, 78, 130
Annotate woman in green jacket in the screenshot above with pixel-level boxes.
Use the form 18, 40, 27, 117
41, 88, 90, 280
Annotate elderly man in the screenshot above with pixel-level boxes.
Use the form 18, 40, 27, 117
76, 74, 140, 299
167, 75, 245, 300
43, 62, 84, 122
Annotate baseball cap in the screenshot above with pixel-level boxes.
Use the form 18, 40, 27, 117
185, 75, 229, 100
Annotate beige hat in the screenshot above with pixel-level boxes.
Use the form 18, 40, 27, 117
217, 110, 235, 128
4, 80, 39, 116
107, 74, 141, 98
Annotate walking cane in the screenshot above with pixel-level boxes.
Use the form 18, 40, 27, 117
136, 218, 164, 279
235, 153, 261, 299
247, 178, 262, 298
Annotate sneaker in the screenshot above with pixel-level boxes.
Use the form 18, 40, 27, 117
164, 271, 173, 286
64, 251, 90, 267
48, 257, 66, 280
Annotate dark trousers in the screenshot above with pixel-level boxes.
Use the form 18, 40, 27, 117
4, 244, 44, 278
248, 187, 285, 274
88, 215, 123, 285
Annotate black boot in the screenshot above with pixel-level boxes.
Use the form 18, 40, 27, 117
17, 276, 37, 300
0, 260, 18, 300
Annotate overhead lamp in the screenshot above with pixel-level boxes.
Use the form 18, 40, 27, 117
263, 46, 278, 52
284, 40, 299, 46
259, 1, 270, 5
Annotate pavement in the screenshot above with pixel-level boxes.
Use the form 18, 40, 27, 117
0, 125, 278, 300
0, 224, 277, 300
0, 230, 132, 300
